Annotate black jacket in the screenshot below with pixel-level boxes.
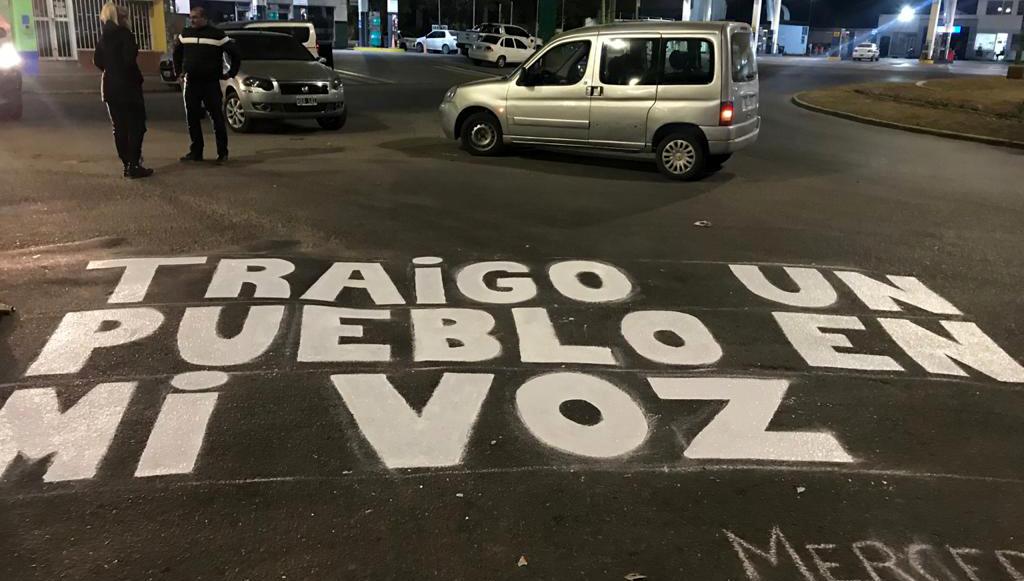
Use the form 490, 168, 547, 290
172, 25, 241, 83
93, 21, 144, 104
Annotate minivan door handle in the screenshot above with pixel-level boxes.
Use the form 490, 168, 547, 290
586, 86, 604, 97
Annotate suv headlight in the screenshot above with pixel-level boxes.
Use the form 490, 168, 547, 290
331, 77, 343, 91
242, 76, 274, 91
443, 86, 458, 102
0, 42, 21, 70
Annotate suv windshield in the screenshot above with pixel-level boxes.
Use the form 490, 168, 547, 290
232, 34, 314, 61
730, 31, 757, 82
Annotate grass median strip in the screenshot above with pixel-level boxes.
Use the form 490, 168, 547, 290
796, 77, 1024, 145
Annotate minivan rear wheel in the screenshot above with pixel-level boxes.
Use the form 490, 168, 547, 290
656, 130, 706, 181
461, 111, 504, 156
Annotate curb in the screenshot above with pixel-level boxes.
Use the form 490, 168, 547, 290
354, 47, 405, 53
791, 92, 1024, 150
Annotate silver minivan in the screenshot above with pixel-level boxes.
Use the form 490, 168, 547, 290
439, 21, 759, 180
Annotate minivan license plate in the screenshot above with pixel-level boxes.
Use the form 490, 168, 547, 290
296, 96, 318, 106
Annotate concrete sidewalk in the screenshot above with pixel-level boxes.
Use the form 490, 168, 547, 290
23, 61, 171, 95
760, 55, 1011, 76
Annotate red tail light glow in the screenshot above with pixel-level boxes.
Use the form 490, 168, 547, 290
720, 101, 735, 126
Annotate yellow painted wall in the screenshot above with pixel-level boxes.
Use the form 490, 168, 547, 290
150, 0, 166, 52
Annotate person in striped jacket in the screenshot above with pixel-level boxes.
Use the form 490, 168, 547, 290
172, 7, 241, 163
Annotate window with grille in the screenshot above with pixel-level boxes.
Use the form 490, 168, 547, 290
74, 0, 153, 51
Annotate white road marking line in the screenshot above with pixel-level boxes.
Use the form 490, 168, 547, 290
434, 64, 500, 78
332, 68, 395, 84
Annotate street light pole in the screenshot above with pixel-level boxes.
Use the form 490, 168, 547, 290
635, 0, 640, 19
438, 0, 441, 25
561, 0, 565, 29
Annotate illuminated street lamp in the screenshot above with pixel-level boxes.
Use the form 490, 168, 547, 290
898, 5, 915, 22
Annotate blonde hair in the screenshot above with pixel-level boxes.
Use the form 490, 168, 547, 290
99, 2, 119, 24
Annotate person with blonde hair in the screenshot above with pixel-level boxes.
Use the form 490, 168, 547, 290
93, 1, 152, 178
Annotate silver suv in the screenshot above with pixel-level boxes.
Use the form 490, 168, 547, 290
439, 21, 759, 180
222, 30, 346, 132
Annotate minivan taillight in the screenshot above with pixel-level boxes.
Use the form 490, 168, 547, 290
720, 101, 735, 126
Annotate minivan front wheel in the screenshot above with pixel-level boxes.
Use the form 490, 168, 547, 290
461, 112, 504, 156
656, 130, 706, 180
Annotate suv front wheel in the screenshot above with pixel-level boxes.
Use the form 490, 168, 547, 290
655, 130, 706, 181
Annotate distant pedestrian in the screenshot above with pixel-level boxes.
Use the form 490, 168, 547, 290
172, 7, 240, 163
93, 2, 152, 179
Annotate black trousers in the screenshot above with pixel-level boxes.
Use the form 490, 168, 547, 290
184, 79, 228, 158
106, 100, 147, 166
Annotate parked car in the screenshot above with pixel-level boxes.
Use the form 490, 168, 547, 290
0, 27, 23, 120
220, 31, 346, 132
221, 20, 320, 57
456, 23, 541, 55
439, 21, 760, 181
468, 34, 535, 68
221, 20, 333, 67
414, 29, 459, 54
852, 42, 880, 61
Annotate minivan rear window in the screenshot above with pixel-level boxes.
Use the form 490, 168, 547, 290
730, 32, 757, 82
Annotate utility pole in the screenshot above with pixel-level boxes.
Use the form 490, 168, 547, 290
473, 0, 476, 26
635, 0, 640, 19
437, 0, 441, 25
511, 0, 514, 24
561, 0, 565, 29
681, 0, 691, 21
770, 0, 783, 54
499, 2, 503, 22
920, 0, 941, 62
600, 0, 606, 23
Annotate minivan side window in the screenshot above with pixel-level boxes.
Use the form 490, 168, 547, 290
731, 32, 758, 82
662, 38, 714, 85
527, 40, 591, 86
600, 38, 657, 85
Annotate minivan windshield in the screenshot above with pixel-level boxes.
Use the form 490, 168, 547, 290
232, 34, 314, 61
730, 31, 757, 82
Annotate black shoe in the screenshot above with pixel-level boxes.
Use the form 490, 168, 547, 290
180, 152, 203, 162
122, 164, 130, 178
216, 153, 228, 164
126, 164, 154, 179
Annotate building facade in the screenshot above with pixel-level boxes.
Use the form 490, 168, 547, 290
877, 0, 1023, 60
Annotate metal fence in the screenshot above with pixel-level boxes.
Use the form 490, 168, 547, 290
73, 0, 153, 51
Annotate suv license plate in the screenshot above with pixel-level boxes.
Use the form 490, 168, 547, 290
296, 96, 318, 106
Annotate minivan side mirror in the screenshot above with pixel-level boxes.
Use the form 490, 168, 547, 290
518, 62, 541, 86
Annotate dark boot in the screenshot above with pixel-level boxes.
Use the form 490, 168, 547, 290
126, 163, 154, 179
122, 163, 130, 178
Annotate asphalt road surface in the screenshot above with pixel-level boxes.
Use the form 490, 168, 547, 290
2, 53, 1024, 581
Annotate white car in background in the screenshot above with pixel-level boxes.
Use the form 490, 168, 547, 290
468, 34, 535, 68
415, 29, 459, 54
852, 42, 880, 61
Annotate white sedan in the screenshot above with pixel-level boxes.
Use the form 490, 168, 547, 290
414, 29, 459, 54
468, 34, 535, 68
852, 43, 880, 61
